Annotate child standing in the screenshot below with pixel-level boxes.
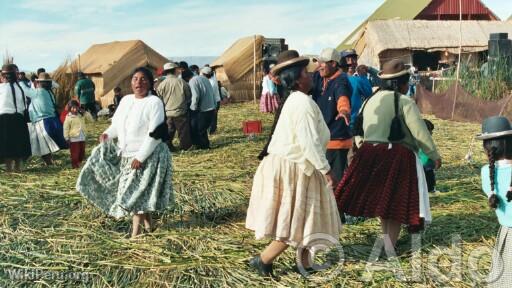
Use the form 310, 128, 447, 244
419, 119, 437, 193
63, 100, 93, 168
477, 116, 512, 287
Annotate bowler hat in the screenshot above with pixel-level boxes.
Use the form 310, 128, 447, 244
1, 64, 17, 73
378, 59, 411, 80
36, 72, 52, 82
270, 50, 309, 75
476, 116, 512, 140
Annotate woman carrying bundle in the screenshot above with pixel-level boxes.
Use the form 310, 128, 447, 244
28, 72, 68, 166
246, 50, 342, 277
334, 59, 442, 255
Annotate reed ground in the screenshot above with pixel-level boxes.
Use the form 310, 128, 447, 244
0, 102, 497, 287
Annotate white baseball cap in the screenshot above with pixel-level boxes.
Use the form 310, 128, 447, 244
318, 48, 341, 63
201, 66, 212, 75
163, 62, 179, 71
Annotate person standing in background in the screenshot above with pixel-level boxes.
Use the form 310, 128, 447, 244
259, 65, 279, 113
74, 72, 97, 120
0, 64, 31, 172
312, 48, 353, 185
18, 72, 31, 89
203, 66, 221, 134
189, 67, 216, 149
157, 62, 192, 151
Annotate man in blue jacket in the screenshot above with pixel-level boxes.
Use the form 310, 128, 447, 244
312, 48, 353, 185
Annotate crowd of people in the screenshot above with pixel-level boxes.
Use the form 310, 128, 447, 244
246, 48, 511, 286
246, 49, 442, 277
0, 47, 509, 285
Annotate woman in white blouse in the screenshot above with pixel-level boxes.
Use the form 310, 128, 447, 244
0, 64, 31, 172
76, 67, 173, 238
245, 51, 342, 277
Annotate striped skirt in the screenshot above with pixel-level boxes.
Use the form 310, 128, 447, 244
334, 143, 430, 232
259, 92, 279, 113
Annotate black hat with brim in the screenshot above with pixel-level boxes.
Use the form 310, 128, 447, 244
271, 50, 309, 75
476, 116, 512, 140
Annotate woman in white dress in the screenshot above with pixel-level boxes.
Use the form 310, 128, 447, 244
246, 51, 342, 277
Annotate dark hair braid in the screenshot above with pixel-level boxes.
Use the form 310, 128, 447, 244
488, 147, 499, 209
508, 140, 512, 202
507, 178, 512, 202
388, 82, 405, 142
257, 65, 302, 160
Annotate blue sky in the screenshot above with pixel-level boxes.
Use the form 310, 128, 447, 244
0, 0, 510, 71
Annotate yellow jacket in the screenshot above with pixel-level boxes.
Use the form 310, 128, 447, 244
63, 112, 93, 140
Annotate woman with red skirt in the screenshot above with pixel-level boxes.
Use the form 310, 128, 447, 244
334, 59, 442, 255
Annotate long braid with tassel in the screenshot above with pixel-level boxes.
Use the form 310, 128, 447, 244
257, 86, 290, 160
507, 171, 512, 202
488, 147, 499, 209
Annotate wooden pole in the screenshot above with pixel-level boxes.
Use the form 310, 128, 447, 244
451, 0, 462, 120
253, 35, 257, 104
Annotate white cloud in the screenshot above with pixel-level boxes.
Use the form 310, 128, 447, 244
17, 0, 143, 14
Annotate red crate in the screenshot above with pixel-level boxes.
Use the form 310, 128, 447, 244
243, 120, 262, 135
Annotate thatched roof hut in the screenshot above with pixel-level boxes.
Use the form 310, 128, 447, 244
355, 20, 512, 69
72, 40, 168, 107
337, 0, 499, 51
212, 35, 288, 102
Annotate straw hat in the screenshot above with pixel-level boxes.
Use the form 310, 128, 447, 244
378, 59, 411, 80
270, 50, 309, 75
36, 72, 52, 82
476, 116, 512, 140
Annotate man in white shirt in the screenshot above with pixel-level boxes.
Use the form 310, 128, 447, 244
202, 67, 222, 134
189, 67, 216, 149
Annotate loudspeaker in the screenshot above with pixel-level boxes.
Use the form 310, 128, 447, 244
263, 38, 287, 61
489, 39, 511, 58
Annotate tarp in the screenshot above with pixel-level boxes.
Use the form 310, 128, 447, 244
211, 35, 264, 83
416, 84, 512, 123
357, 20, 512, 68
73, 40, 168, 97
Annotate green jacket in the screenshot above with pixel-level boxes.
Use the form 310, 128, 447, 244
74, 78, 96, 105
357, 90, 440, 161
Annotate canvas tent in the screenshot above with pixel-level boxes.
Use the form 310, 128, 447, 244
211, 35, 266, 102
337, 0, 499, 51
355, 20, 512, 68
72, 40, 168, 107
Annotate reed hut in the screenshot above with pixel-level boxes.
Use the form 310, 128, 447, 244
338, 0, 499, 51
212, 35, 287, 103
355, 20, 512, 69
72, 40, 168, 107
